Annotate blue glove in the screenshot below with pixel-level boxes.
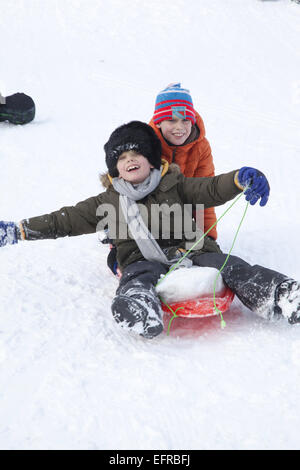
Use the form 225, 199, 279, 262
237, 167, 270, 206
0, 221, 19, 247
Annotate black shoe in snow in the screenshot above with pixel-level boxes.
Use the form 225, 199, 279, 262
0, 93, 35, 124
275, 280, 300, 324
111, 294, 163, 339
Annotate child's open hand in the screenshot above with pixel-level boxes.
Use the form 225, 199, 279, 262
237, 167, 270, 206
0, 221, 19, 247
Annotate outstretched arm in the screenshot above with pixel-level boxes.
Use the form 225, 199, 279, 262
0, 192, 107, 248
178, 170, 241, 208
178, 167, 270, 208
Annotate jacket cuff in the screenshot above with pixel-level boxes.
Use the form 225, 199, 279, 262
18, 222, 26, 240
234, 170, 244, 191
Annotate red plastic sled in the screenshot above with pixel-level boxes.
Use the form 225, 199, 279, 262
161, 286, 234, 318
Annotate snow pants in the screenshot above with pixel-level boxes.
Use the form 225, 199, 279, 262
111, 253, 288, 337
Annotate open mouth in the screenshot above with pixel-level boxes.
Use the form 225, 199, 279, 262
126, 164, 140, 172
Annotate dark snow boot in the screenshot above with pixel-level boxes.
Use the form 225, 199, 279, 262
0, 93, 35, 124
274, 279, 300, 324
111, 287, 164, 339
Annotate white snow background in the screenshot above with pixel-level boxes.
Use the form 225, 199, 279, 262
1, 0, 300, 450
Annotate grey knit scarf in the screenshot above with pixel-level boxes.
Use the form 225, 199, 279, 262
112, 168, 192, 267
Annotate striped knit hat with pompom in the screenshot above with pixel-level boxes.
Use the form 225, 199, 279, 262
153, 83, 196, 125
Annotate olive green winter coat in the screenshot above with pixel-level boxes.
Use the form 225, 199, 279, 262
20, 163, 241, 272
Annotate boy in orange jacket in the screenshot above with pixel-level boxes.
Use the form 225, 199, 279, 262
149, 83, 217, 241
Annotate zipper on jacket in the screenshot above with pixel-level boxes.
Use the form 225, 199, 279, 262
172, 148, 176, 163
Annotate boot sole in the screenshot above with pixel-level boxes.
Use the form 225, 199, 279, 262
111, 295, 163, 339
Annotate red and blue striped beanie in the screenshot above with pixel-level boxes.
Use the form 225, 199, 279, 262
153, 83, 196, 125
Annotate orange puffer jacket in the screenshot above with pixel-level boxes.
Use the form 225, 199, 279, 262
149, 111, 218, 240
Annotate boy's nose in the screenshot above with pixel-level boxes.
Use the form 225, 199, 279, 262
125, 157, 137, 167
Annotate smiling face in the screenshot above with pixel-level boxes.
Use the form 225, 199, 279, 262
116, 150, 154, 184
156, 117, 192, 146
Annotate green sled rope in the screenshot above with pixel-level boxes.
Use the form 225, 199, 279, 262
155, 190, 249, 335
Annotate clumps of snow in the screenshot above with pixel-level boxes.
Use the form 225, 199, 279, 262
254, 279, 278, 320
119, 317, 146, 337
112, 285, 164, 338
155, 266, 225, 303
277, 281, 300, 321
0, 224, 17, 246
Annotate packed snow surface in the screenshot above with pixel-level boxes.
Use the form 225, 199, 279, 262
1, 0, 300, 451
156, 267, 225, 303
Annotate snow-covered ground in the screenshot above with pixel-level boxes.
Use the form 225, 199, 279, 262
1, 0, 300, 450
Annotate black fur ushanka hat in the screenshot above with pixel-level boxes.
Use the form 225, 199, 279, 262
104, 121, 162, 177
